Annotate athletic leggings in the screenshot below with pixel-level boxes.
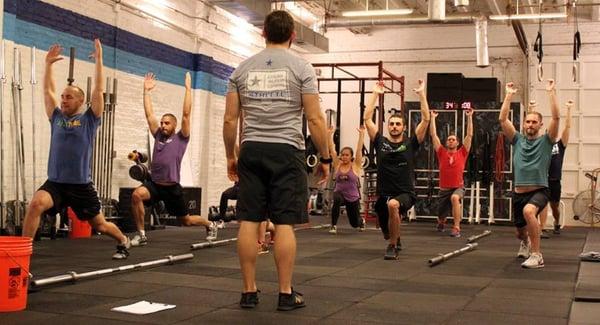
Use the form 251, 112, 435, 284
219, 184, 239, 219
331, 192, 361, 228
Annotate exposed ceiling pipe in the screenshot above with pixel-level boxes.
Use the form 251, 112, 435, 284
475, 18, 490, 67
429, 0, 446, 21
324, 14, 476, 28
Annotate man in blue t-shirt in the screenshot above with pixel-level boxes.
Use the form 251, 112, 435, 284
22, 39, 131, 259
499, 80, 560, 269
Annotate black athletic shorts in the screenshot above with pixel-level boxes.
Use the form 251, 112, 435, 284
236, 141, 308, 225
512, 188, 550, 228
39, 180, 101, 221
548, 179, 561, 203
141, 180, 188, 217
374, 192, 416, 238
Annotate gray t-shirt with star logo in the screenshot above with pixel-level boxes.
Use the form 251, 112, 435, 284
227, 48, 318, 150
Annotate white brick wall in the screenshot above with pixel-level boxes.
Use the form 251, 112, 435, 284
0, 0, 266, 219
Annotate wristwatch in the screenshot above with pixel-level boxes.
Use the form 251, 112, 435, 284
320, 156, 333, 164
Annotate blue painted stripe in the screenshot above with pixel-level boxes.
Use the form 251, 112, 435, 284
3, 13, 228, 95
3, 0, 234, 84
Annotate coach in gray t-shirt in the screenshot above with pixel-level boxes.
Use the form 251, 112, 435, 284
223, 10, 330, 311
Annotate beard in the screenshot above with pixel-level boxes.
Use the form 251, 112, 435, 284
161, 128, 174, 136
526, 128, 537, 136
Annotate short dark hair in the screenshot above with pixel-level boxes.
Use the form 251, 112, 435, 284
162, 113, 178, 123
388, 114, 405, 125
264, 10, 295, 44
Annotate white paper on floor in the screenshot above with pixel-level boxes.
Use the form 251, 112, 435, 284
111, 300, 176, 315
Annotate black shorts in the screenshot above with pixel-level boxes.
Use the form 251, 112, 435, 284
236, 141, 308, 225
141, 180, 188, 217
39, 180, 101, 221
374, 193, 416, 237
512, 188, 550, 228
548, 180, 561, 203
437, 188, 465, 218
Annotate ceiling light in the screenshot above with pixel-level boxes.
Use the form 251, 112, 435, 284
488, 12, 567, 20
341, 9, 414, 17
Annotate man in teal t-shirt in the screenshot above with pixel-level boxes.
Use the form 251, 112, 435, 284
499, 80, 560, 269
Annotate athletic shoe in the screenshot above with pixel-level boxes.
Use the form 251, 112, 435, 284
112, 237, 131, 260
206, 221, 218, 241
553, 224, 561, 235
359, 218, 366, 232
130, 234, 148, 247
540, 230, 550, 239
517, 239, 531, 259
258, 241, 270, 255
521, 252, 544, 269
384, 244, 398, 260
436, 219, 446, 232
450, 227, 461, 238
216, 220, 226, 229
240, 291, 259, 308
277, 289, 306, 311
328, 225, 337, 234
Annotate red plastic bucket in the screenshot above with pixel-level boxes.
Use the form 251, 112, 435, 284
0, 236, 32, 312
67, 207, 92, 239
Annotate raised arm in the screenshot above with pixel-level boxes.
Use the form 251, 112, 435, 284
180, 72, 192, 138
499, 82, 518, 142
143, 72, 160, 135
429, 111, 442, 151
43, 44, 63, 119
353, 125, 366, 171
304, 93, 331, 184
561, 100, 573, 146
546, 79, 560, 140
327, 126, 339, 170
223, 91, 241, 181
90, 39, 104, 118
413, 79, 431, 143
463, 109, 474, 152
363, 82, 384, 140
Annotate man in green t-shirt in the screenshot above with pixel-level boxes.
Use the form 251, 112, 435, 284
498, 80, 560, 269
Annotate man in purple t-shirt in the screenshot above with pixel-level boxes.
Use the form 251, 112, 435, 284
129, 72, 218, 246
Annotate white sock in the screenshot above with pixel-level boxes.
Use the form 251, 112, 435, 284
139, 230, 146, 237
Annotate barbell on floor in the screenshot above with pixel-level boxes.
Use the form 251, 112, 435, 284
190, 237, 238, 250
467, 230, 492, 243
428, 243, 478, 267
30, 253, 194, 289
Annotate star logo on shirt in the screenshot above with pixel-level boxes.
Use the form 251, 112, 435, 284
266, 59, 272, 66
250, 75, 261, 86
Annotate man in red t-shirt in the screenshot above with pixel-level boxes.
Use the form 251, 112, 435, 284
430, 109, 473, 237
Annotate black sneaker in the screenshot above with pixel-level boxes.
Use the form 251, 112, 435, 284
384, 244, 398, 260
553, 224, 561, 235
239, 291, 259, 308
277, 290, 305, 311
